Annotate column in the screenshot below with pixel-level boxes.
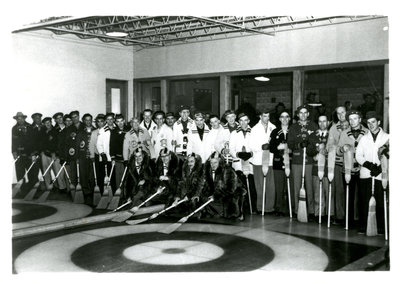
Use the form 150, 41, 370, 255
220, 75, 231, 116
160, 79, 168, 112
292, 70, 304, 116
383, 64, 389, 132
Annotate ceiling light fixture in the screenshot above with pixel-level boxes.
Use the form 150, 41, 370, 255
255, 76, 270, 82
105, 28, 128, 37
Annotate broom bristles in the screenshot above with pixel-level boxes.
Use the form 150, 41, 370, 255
12, 180, 23, 198
297, 187, 308, 223
93, 185, 101, 206
36, 190, 50, 203
73, 188, 84, 204
96, 188, 110, 209
366, 196, 378, 236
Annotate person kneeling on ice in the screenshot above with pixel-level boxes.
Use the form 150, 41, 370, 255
177, 153, 205, 214
202, 152, 246, 220
151, 148, 182, 207
125, 147, 155, 206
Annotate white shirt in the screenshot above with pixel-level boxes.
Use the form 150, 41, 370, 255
249, 120, 276, 166
150, 123, 174, 159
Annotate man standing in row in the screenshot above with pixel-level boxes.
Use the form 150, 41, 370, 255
150, 111, 174, 160
287, 105, 318, 219
123, 117, 152, 161
188, 111, 211, 163
89, 114, 105, 194
110, 114, 129, 191
250, 109, 276, 214
172, 105, 194, 159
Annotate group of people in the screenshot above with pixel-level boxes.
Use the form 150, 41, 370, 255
12, 102, 389, 233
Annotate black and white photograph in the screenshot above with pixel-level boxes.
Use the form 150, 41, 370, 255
3, 0, 399, 281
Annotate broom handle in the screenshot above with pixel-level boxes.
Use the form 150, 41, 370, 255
63, 164, 72, 183
92, 162, 98, 185
327, 182, 332, 228
345, 183, 349, 230
105, 164, 108, 178
384, 190, 388, 241
246, 175, 253, 213
106, 162, 115, 187
319, 180, 322, 224
287, 177, 292, 218
76, 161, 80, 183
42, 159, 55, 177
24, 156, 39, 177
187, 198, 214, 218
52, 162, 67, 183
301, 147, 306, 188
137, 187, 165, 208
14, 155, 20, 163
118, 166, 128, 188
371, 177, 375, 196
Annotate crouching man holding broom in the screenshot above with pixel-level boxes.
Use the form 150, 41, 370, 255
356, 111, 389, 236
202, 152, 246, 221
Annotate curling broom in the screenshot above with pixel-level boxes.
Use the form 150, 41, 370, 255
73, 161, 84, 203
107, 165, 128, 210
317, 153, 325, 224
96, 162, 115, 209
366, 177, 378, 236
92, 162, 101, 206
261, 148, 270, 216
127, 196, 189, 225
344, 149, 353, 230
26, 160, 54, 201
327, 146, 336, 228
12, 155, 38, 198
297, 147, 308, 223
63, 164, 75, 199
381, 154, 388, 241
158, 197, 214, 234
283, 144, 292, 218
111, 186, 165, 222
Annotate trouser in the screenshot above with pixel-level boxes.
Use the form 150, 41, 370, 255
332, 165, 345, 220
78, 157, 94, 195
274, 170, 294, 214
41, 153, 55, 189
253, 165, 275, 212
114, 160, 126, 194
203, 194, 244, 218
292, 164, 314, 214
236, 171, 256, 214
313, 175, 333, 216
359, 178, 384, 233
94, 154, 105, 194
14, 155, 30, 182
341, 172, 360, 228
65, 160, 77, 187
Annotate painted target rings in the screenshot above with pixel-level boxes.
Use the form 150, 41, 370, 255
71, 231, 274, 272
12, 203, 57, 223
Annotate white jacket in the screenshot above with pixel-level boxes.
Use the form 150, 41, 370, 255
250, 120, 276, 166
229, 126, 254, 174
356, 128, 389, 180
187, 124, 211, 163
208, 125, 230, 154
96, 125, 113, 161
172, 118, 195, 154
150, 123, 174, 159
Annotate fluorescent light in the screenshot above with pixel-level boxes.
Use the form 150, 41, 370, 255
255, 76, 270, 82
105, 29, 128, 37
383, 26, 388, 31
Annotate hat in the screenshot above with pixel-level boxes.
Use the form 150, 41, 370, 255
365, 111, 381, 121
52, 112, 63, 119
296, 104, 309, 113
63, 114, 71, 120
237, 113, 249, 120
95, 114, 105, 121
31, 113, 42, 119
279, 110, 291, 118
42, 117, 52, 124
178, 105, 190, 112
346, 109, 362, 120
13, 112, 27, 120
259, 108, 273, 115
69, 110, 79, 117
165, 112, 175, 118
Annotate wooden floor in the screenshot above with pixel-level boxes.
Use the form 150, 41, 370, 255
12, 186, 390, 273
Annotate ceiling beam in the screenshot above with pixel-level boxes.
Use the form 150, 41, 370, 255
44, 27, 162, 46
12, 16, 97, 33
191, 16, 275, 36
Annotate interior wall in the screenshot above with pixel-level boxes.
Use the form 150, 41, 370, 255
11, 31, 134, 125
133, 18, 388, 78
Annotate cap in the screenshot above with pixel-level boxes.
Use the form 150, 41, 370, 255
178, 105, 191, 112
237, 113, 249, 120
69, 110, 79, 117
13, 112, 27, 120
42, 117, 52, 124
365, 111, 381, 121
31, 113, 43, 119
346, 109, 362, 120
296, 104, 309, 113
52, 112, 64, 119
165, 112, 175, 118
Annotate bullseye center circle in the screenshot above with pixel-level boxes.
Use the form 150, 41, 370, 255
122, 240, 224, 265
163, 248, 186, 254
